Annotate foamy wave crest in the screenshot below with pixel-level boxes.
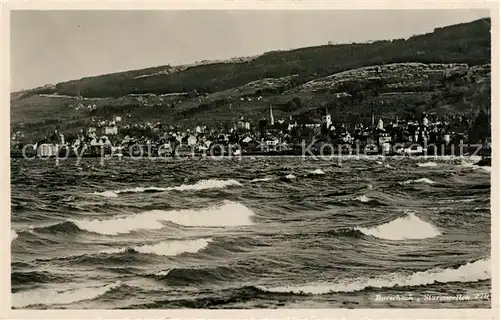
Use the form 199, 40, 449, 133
12, 281, 121, 308
256, 258, 490, 294
356, 213, 441, 240
154, 269, 172, 276
251, 177, 275, 183
74, 201, 254, 235
309, 169, 325, 175
167, 179, 242, 191
135, 239, 211, 255
402, 178, 436, 185
417, 162, 438, 167
93, 190, 119, 198
456, 160, 475, 168
117, 186, 167, 193
11, 230, 18, 242
354, 195, 371, 203
99, 239, 211, 256
94, 179, 242, 197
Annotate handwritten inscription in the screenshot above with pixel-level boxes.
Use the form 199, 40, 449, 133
374, 293, 490, 302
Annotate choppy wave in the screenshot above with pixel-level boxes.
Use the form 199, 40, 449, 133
149, 266, 238, 286
256, 258, 490, 295
99, 239, 211, 256
74, 201, 254, 235
356, 212, 441, 240
167, 179, 242, 191
308, 169, 325, 175
12, 281, 121, 308
354, 195, 371, 203
417, 162, 438, 167
94, 179, 242, 197
11, 230, 18, 242
115, 186, 168, 194
402, 178, 436, 185
477, 166, 491, 173
93, 190, 119, 198
251, 177, 275, 183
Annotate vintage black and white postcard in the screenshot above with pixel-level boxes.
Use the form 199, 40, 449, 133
2, 1, 498, 319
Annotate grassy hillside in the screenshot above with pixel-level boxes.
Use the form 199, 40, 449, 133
10, 18, 491, 141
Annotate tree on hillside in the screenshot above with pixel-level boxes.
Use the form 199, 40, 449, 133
469, 109, 491, 143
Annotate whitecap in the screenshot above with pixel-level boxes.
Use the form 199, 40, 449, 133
93, 179, 242, 197
251, 177, 275, 183
73, 201, 254, 235
134, 239, 211, 256
417, 162, 438, 167
256, 258, 490, 294
354, 195, 371, 203
402, 178, 436, 185
154, 269, 172, 276
309, 169, 325, 175
98, 239, 211, 256
116, 186, 167, 193
478, 166, 491, 173
11, 230, 18, 242
12, 281, 121, 308
356, 212, 441, 240
167, 179, 241, 191
93, 190, 118, 198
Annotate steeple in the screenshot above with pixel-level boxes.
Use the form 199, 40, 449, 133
270, 105, 274, 126
371, 104, 375, 128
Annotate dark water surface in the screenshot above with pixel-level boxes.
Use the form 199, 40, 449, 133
10, 156, 491, 309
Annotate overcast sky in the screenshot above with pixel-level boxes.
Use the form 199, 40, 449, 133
10, 9, 490, 92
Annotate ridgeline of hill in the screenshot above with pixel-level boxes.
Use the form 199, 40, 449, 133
11, 18, 491, 141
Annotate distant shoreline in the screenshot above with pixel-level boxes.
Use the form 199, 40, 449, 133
10, 152, 490, 161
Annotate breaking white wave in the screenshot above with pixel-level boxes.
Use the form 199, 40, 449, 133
99, 239, 211, 256
385, 164, 394, 169
284, 174, 296, 180
354, 195, 371, 203
116, 186, 168, 193
74, 201, 254, 235
11, 230, 18, 242
167, 179, 242, 191
478, 166, 491, 173
356, 213, 441, 240
12, 281, 121, 308
251, 177, 275, 183
459, 165, 492, 173
441, 198, 477, 204
309, 169, 325, 175
402, 178, 436, 185
154, 269, 172, 276
257, 258, 490, 294
93, 179, 242, 197
93, 190, 119, 198
417, 162, 438, 167
456, 160, 475, 168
